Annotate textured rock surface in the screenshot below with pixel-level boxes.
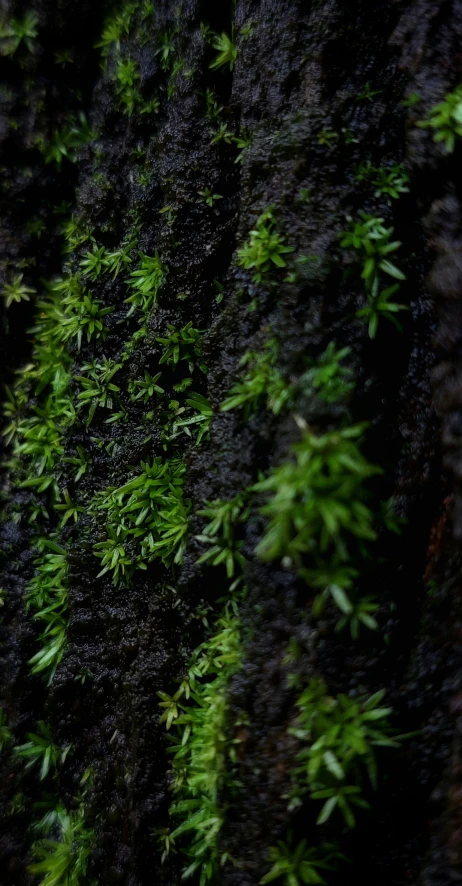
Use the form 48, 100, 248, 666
1, 1, 462, 885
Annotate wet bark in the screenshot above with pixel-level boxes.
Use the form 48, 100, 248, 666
1, 1, 462, 885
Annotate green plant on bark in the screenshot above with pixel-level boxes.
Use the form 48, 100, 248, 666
0, 10, 38, 56
95, 3, 137, 59
260, 839, 336, 886
197, 187, 223, 207
417, 85, 462, 152
157, 29, 176, 69
126, 251, 168, 316
255, 425, 379, 567
44, 275, 113, 351
75, 357, 122, 426
196, 493, 250, 579
63, 445, 92, 482
209, 31, 236, 71
15, 721, 71, 781
288, 680, 400, 827
79, 245, 111, 280
160, 603, 241, 885
37, 114, 95, 167
156, 322, 206, 373
356, 278, 408, 339
92, 459, 189, 583
210, 123, 235, 145
354, 162, 410, 200
221, 338, 292, 418
166, 392, 213, 447
128, 370, 164, 403
26, 539, 69, 683
54, 488, 85, 527
299, 343, 354, 404
29, 805, 95, 886
253, 421, 390, 635
237, 207, 294, 284
115, 57, 140, 113
339, 214, 406, 289
0, 709, 12, 752
2, 274, 36, 307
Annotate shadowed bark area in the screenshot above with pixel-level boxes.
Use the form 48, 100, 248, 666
1, 1, 462, 885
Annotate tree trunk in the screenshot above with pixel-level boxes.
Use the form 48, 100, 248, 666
1, 1, 461, 885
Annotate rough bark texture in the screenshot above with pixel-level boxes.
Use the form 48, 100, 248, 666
1, 1, 462, 885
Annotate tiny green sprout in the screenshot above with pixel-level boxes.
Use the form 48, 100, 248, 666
0, 708, 12, 752
335, 595, 379, 639
126, 251, 168, 316
356, 82, 382, 102
128, 370, 164, 403
203, 88, 223, 119
417, 85, 462, 152
159, 204, 176, 226
240, 22, 254, 39
58, 286, 113, 351
26, 540, 69, 683
260, 840, 332, 885
254, 425, 379, 568
79, 245, 109, 280
317, 128, 338, 146
171, 392, 213, 446
157, 30, 175, 69
356, 278, 408, 338
196, 494, 249, 579
339, 213, 406, 289
29, 805, 94, 885
214, 280, 224, 303
161, 603, 241, 883
140, 97, 160, 116
299, 342, 354, 404
2, 383, 28, 445
141, 1, 155, 20
63, 445, 91, 482
38, 113, 94, 167
158, 690, 181, 730
54, 489, 85, 527
15, 721, 71, 781
62, 217, 94, 251
288, 681, 400, 827
221, 339, 292, 418
233, 130, 252, 163
105, 246, 132, 278
400, 91, 421, 108
156, 322, 205, 372
152, 826, 176, 864
54, 49, 73, 67
209, 31, 237, 72
237, 207, 294, 284
76, 667, 93, 685
0, 10, 38, 56
310, 566, 379, 638
197, 187, 223, 207
2, 274, 35, 307
92, 458, 189, 583
25, 217, 47, 239
210, 122, 235, 145
354, 162, 410, 200
341, 127, 359, 144
115, 57, 141, 114
297, 187, 311, 204
75, 357, 122, 426
95, 5, 134, 58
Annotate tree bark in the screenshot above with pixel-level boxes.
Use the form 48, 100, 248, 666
1, 1, 462, 885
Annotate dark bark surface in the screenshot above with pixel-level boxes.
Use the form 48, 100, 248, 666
1, 1, 462, 885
